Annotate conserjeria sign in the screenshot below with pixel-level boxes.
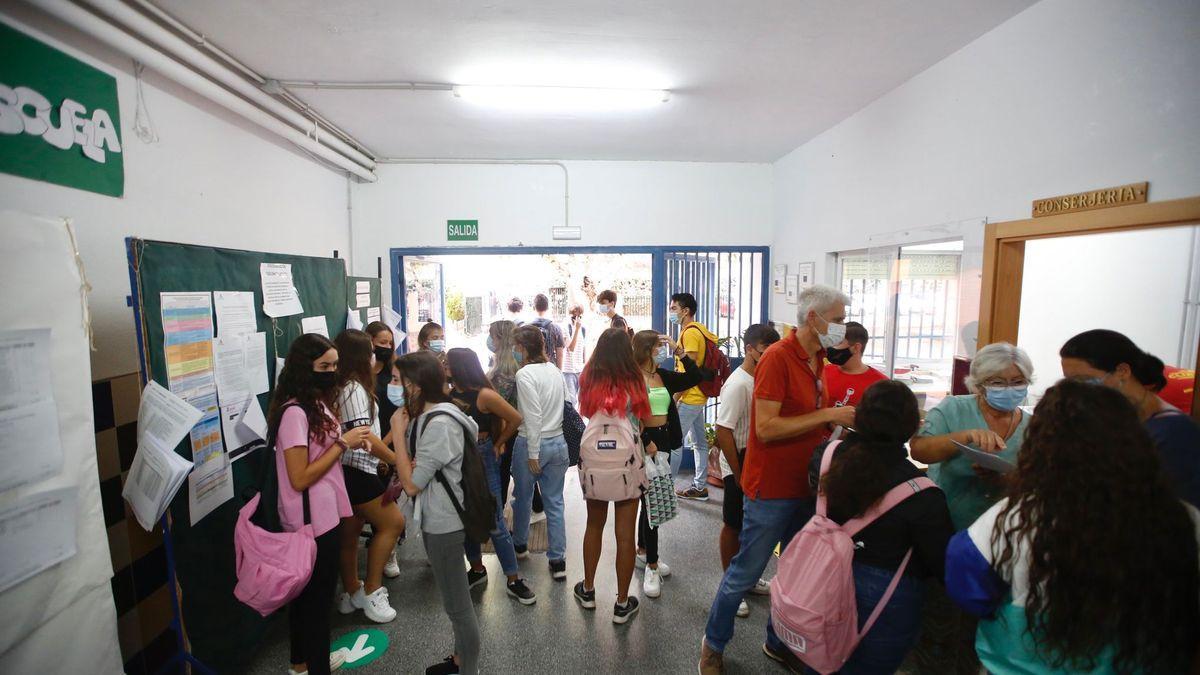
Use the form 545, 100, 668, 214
0, 21, 123, 197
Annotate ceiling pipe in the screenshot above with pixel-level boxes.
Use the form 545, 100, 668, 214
277, 80, 454, 92
21, 0, 377, 182
124, 0, 375, 159
70, 0, 377, 173
377, 158, 570, 233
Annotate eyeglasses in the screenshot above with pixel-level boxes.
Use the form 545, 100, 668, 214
981, 378, 1028, 388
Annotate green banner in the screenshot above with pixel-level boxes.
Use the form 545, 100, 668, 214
447, 219, 479, 241
0, 21, 124, 197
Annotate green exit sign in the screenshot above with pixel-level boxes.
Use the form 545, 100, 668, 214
447, 220, 478, 241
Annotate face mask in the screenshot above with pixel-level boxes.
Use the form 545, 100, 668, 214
373, 346, 393, 363
826, 346, 853, 366
668, 313, 680, 326
312, 370, 336, 390
486, 336, 496, 353
1084, 373, 1107, 386
984, 385, 1027, 412
656, 345, 673, 362
428, 339, 445, 353
513, 349, 524, 365
597, 304, 611, 315
386, 383, 406, 407
815, 314, 847, 350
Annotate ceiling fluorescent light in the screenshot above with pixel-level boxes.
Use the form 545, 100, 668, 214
452, 85, 669, 112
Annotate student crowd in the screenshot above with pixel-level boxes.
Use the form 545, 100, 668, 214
256, 283, 1200, 675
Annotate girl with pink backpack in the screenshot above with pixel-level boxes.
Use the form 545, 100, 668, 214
772, 380, 953, 674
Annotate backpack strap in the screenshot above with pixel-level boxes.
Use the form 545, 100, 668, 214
416, 411, 474, 521
814, 440, 842, 518
265, 401, 313, 525
842, 476, 936, 538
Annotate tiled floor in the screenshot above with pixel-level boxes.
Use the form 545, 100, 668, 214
243, 467, 785, 674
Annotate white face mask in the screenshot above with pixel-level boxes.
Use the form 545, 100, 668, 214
814, 313, 846, 350
597, 304, 611, 315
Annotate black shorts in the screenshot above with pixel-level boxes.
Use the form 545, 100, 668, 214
344, 466, 386, 506
722, 473, 745, 530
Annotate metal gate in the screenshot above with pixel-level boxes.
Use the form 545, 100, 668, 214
663, 249, 769, 362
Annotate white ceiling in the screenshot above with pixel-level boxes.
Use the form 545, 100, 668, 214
157, 0, 1036, 162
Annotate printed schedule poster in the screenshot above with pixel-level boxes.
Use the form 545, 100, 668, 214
161, 292, 216, 400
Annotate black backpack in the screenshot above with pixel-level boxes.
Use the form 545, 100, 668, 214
530, 317, 560, 363
413, 411, 496, 545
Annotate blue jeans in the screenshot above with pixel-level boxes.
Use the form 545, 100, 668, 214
672, 402, 709, 490
462, 438, 520, 576
831, 563, 925, 675
511, 435, 568, 563
705, 496, 815, 654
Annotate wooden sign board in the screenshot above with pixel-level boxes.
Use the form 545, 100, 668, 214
1032, 182, 1147, 217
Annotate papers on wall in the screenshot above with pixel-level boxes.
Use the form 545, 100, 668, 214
0, 488, 78, 594
0, 329, 63, 493
213, 291, 257, 337
213, 332, 270, 400
275, 357, 286, 386
346, 308, 363, 331
301, 315, 329, 338
366, 307, 381, 324
136, 381, 203, 451
355, 293, 371, 309
260, 263, 303, 318
237, 397, 268, 443
161, 292, 216, 400
381, 306, 407, 343
220, 394, 268, 462
123, 433, 193, 531
188, 455, 233, 526
356, 280, 371, 295
951, 440, 1016, 474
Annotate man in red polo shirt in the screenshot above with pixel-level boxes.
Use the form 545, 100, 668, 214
700, 284, 857, 674
824, 321, 888, 409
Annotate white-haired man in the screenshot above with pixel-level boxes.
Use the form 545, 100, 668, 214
700, 284, 858, 673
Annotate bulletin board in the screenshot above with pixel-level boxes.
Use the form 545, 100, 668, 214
346, 275, 382, 327
127, 238, 351, 671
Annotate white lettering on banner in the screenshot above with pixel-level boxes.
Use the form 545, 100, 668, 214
0, 82, 122, 163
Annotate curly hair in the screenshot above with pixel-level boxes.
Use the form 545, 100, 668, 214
268, 333, 341, 442
820, 380, 920, 520
991, 379, 1199, 673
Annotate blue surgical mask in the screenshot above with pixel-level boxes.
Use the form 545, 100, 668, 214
428, 339, 445, 353
486, 336, 496, 353
656, 345, 673, 362
668, 313, 680, 326
386, 383, 406, 407
513, 349, 523, 365
984, 385, 1027, 412
597, 304, 611, 315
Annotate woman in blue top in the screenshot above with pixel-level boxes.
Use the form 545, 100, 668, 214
1060, 329, 1200, 509
945, 380, 1200, 674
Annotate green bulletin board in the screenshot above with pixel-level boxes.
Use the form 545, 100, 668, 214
128, 239, 350, 670
347, 275, 382, 327
0, 21, 124, 197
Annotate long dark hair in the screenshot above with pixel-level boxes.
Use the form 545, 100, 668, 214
1059, 329, 1167, 391
579, 328, 650, 418
992, 379, 1198, 672
365, 320, 394, 373
513, 324, 547, 364
394, 351, 452, 417
334, 329, 376, 420
268, 333, 340, 442
820, 380, 919, 518
446, 347, 493, 392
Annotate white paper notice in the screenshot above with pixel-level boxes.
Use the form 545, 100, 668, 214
301, 315, 329, 338
260, 263, 303, 318
366, 307, 381, 324
381, 305, 407, 342
356, 280, 371, 295
237, 398, 268, 443
213, 291, 258, 337
213, 336, 251, 399
0, 328, 63, 492
188, 455, 234, 526
137, 381, 204, 451
245, 332, 270, 396
275, 357, 286, 386
355, 293, 371, 309
346, 308, 363, 331
0, 487, 78, 594
219, 397, 257, 453
123, 435, 193, 531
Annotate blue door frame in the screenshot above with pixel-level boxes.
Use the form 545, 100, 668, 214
389, 245, 770, 345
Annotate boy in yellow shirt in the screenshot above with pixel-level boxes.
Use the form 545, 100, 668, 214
669, 292, 720, 500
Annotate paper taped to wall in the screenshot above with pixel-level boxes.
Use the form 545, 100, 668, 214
301, 315, 329, 338
0, 328, 63, 493
0, 487, 78, 594
213, 291, 257, 337
260, 263, 303, 317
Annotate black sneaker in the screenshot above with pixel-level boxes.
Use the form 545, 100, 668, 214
549, 559, 567, 581
573, 581, 596, 609
466, 568, 487, 589
612, 596, 640, 624
425, 655, 459, 675
506, 579, 537, 605
513, 542, 529, 560
762, 642, 805, 673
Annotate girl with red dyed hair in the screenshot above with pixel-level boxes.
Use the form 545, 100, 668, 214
574, 328, 659, 620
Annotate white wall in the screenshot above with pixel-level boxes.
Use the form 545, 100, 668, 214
770, 0, 1200, 323
0, 11, 350, 381
349, 161, 773, 306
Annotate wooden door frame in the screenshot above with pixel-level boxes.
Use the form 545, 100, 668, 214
978, 195, 1200, 419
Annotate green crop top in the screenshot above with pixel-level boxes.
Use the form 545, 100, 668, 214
648, 386, 671, 416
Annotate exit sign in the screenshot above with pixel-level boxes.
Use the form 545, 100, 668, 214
447, 220, 478, 241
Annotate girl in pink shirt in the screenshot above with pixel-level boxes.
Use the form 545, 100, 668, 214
269, 333, 368, 675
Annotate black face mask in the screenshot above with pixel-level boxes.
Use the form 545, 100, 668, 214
311, 370, 337, 390
826, 346, 853, 367
373, 346, 393, 364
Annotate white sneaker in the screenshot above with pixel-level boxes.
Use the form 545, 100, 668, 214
751, 578, 771, 595
353, 586, 397, 623
336, 581, 360, 614
736, 599, 750, 618
635, 554, 670, 577
383, 550, 401, 578
643, 567, 662, 598
330, 647, 350, 671
530, 510, 547, 524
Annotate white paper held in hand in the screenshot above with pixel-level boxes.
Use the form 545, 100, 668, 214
950, 439, 1016, 474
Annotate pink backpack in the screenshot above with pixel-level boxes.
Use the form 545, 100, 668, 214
769, 441, 934, 674
578, 410, 647, 502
